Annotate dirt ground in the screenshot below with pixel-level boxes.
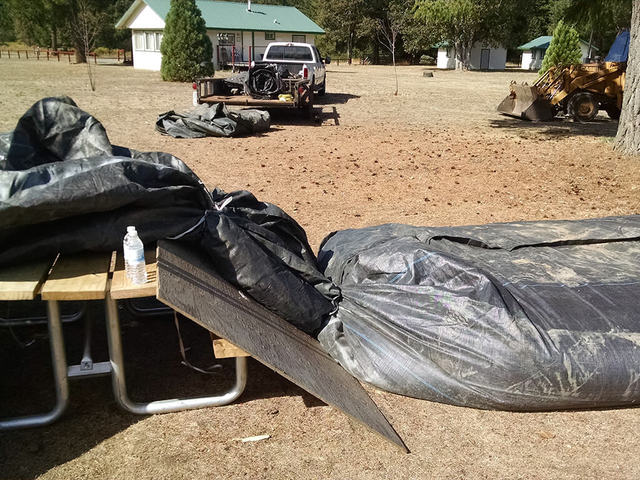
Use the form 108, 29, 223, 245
1, 59, 639, 480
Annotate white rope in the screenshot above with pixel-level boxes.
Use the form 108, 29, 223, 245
166, 214, 206, 240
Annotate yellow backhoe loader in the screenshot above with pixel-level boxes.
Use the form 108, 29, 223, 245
498, 31, 628, 122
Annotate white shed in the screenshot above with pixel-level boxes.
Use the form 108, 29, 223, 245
436, 42, 507, 70
116, 0, 325, 71
519, 36, 598, 70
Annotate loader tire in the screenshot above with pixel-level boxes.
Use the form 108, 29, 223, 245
568, 92, 599, 123
605, 104, 621, 120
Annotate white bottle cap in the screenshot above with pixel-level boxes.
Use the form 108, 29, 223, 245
127, 226, 137, 235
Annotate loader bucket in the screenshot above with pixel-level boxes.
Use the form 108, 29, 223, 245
497, 84, 554, 122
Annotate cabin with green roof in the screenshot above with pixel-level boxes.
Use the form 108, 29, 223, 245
116, 0, 325, 71
518, 36, 598, 70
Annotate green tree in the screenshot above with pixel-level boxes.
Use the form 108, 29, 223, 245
562, 0, 631, 57
391, 0, 434, 56
0, 1, 16, 45
414, 0, 519, 70
160, 0, 214, 82
96, 0, 136, 51
316, 0, 376, 64
508, 0, 551, 50
6, 0, 123, 60
539, 20, 582, 73
7, 0, 68, 49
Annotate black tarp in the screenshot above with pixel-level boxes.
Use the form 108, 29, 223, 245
318, 218, 640, 410
0, 97, 336, 333
155, 103, 270, 138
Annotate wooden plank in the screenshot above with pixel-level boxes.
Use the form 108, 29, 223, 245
156, 240, 408, 452
41, 252, 111, 301
199, 95, 295, 107
110, 248, 157, 300
212, 338, 250, 358
0, 259, 54, 301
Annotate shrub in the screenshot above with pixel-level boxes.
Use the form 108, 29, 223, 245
160, 0, 214, 82
419, 54, 435, 65
94, 47, 114, 56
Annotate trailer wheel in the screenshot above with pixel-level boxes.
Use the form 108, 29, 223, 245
305, 86, 315, 120
568, 92, 599, 122
605, 104, 621, 120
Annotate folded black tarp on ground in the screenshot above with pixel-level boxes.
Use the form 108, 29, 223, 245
318, 218, 640, 410
156, 103, 270, 138
0, 97, 335, 333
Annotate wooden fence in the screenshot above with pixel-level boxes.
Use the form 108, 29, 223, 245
0, 49, 128, 63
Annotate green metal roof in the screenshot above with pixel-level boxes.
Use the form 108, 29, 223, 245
116, 0, 324, 34
518, 36, 552, 50
518, 35, 598, 51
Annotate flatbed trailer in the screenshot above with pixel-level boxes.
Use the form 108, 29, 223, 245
196, 77, 315, 118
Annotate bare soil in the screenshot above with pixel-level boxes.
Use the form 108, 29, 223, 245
1, 59, 639, 480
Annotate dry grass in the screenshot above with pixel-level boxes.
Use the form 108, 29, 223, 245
1, 59, 639, 480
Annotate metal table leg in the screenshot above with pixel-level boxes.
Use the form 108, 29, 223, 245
0, 301, 70, 430
105, 292, 247, 414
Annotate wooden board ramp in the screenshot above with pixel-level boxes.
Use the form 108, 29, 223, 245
156, 240, 408, 452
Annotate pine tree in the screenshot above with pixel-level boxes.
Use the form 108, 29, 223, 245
539, 20, 582, 74
160, 0, 213, 82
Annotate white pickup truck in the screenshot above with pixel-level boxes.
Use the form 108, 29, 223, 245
261, 42, 330, 96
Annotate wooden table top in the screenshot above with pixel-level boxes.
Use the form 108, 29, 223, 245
0, 249, 158, 301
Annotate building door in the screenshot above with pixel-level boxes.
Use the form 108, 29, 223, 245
480, 49, 490, 69
480, 48, 491, 70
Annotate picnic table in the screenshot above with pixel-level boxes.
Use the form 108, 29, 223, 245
0, 249, 248, 431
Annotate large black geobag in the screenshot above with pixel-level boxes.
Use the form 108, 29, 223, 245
318, 218, 640, 410
155, 103, 270, 139
0, 97, 336, 333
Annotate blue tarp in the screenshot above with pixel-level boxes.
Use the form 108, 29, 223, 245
605, 30, 630, 62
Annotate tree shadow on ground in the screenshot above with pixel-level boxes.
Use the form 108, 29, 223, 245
489, 115, 618, 139
0, 302, 323, 479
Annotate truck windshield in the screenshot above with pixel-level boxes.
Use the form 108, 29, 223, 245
266, 46, 313, 61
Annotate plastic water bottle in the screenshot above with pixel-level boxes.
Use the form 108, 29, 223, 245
123, 226, 147, 284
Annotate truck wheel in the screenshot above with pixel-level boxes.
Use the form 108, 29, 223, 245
568, 92, 599, 122
605, 104, 621, 120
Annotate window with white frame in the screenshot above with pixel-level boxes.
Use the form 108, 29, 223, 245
133, 31, 162, 51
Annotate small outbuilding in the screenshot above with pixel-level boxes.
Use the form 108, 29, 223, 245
116, 0, 325, 71
436, 42, 507, 70
518, 36, 598, 70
